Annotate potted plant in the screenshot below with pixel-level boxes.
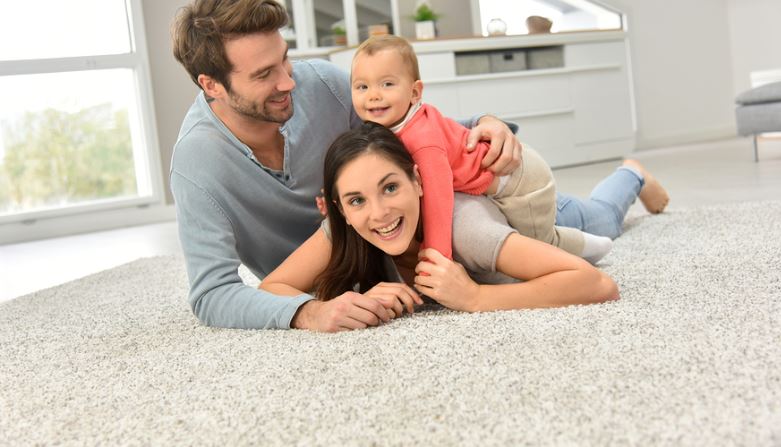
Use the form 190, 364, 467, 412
331, 25, 347, 46
413, 3, 439, 40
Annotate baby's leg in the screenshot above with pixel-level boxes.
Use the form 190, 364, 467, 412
492, 145, 611, 262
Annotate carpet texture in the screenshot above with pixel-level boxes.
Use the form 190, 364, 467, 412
1, 200, 780, 446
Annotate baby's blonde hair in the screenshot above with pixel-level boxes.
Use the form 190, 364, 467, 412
353, 35, 420, 81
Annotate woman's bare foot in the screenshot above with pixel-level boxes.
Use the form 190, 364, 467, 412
623, 159, 669, 214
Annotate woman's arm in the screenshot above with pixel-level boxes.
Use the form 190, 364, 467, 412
260, 228, 405, 332
259, 228, 332, 297
414, 234, 619, 312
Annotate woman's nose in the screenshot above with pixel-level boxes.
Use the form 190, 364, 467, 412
369, 200, 390, 220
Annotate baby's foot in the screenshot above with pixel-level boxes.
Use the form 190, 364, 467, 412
623, 159, 669, 214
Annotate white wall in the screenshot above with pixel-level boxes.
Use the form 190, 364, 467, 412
142, 0, 199, 203
602, 0, 736, 149
726, 0, 781, 94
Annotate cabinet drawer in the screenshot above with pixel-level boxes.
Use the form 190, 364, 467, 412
489, 50, 527, 73
454, 74, 571, 117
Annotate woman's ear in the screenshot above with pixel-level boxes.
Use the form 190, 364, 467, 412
411, 80, 423, 105
413, 165, 423, 197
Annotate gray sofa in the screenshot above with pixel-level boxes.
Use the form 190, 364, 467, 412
735, 81, 781, 161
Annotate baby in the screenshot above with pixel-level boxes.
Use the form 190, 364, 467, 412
349, 35, 612, 263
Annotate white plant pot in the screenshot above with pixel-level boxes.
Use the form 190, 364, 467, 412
415, 20, 436, 40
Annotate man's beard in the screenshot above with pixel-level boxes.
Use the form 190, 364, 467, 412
228, 90, 294, 124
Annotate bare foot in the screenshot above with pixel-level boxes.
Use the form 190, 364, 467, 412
623, 159, 669, 214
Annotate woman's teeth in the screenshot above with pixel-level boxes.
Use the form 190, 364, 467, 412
376, 218, 401, 235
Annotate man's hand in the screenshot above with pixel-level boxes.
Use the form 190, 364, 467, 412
465, 115, 522, 176
315, 189, 327, 216
291, 292, 391, 332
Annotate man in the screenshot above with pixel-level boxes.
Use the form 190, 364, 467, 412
170, 0, 521, 332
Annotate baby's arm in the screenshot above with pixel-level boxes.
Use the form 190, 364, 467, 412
415, 148, 456, 260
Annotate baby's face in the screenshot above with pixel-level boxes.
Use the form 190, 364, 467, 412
351, 49, 421, 128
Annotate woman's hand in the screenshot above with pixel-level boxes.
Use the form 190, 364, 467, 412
465, 115, 522, 176
363, 282, 423, 318
414, 248, 481, 312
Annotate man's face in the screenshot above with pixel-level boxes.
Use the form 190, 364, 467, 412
222, 31, 295, 124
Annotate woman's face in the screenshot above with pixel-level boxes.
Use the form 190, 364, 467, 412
335, 152, 422, 256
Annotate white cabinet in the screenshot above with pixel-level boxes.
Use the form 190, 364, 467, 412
329, 31, 635, 167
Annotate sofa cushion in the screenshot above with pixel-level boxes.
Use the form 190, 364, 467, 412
735, 81, 781, 105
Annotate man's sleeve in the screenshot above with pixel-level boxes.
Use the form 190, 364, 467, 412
455, 115, 519, 134
310, 59, 363, 129
171, 172, 314, 329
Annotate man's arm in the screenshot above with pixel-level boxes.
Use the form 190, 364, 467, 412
172, 172, 313, 329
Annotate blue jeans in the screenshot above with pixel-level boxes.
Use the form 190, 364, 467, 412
554, 167, 644, 240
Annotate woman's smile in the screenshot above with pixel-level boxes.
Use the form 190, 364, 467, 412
374, 217, 403, 240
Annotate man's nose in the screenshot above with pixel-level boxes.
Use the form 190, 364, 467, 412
278, 69, 296, 92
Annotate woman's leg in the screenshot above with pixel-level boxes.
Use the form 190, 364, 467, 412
555, 166, 644, 239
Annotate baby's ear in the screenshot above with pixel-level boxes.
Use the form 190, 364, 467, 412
411, 80, 423, 104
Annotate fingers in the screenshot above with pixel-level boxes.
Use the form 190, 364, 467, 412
417, 247, 448, 264
368, 283, 423, 314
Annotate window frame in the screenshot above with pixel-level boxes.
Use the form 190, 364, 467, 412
0, 0, 164, 228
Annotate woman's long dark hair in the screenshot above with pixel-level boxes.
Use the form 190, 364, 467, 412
315, 122, 418, 300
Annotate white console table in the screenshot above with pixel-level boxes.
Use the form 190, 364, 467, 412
329, 31, 636, 168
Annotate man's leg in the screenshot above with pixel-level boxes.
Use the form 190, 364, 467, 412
555, 166, 644, 240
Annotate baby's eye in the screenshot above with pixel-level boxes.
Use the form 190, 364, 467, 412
384, 183, 399, 194
382, 81, 394, 88
354, 84, 367, 91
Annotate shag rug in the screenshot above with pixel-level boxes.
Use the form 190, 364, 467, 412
1, 200, 780, 446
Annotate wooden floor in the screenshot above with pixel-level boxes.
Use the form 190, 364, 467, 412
2, 136, 780, 303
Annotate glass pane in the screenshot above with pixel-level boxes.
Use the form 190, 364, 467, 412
0, 0, 131, 60
0, 70, 141, 216
356, 0, 394, 41
478, 0, 622, 37
280, 0, 297, 50
314, 0, 347, 47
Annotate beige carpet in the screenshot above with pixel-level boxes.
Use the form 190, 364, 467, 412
1, 200, 780, 446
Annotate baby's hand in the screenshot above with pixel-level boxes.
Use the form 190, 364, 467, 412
315, 189, 327, 216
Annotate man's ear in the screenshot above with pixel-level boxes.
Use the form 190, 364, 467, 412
411, 80, 423, 105
413, 165, 423, 196
198, 74, 225, 99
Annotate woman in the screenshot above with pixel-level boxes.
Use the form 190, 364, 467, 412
260, 122, 619, 324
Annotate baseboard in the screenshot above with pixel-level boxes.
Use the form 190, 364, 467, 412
0, 204, 176, 245
634, 125, 737, 151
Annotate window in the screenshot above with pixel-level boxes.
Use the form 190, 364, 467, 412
477, 0, 623, 36
0, 0, 161, 224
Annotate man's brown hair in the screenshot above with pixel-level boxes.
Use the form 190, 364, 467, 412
171, 0, 288, 91
353, 35, 420, 81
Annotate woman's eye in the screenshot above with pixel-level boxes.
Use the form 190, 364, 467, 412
384, 183, 398, 193
348, 197, 364, 206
